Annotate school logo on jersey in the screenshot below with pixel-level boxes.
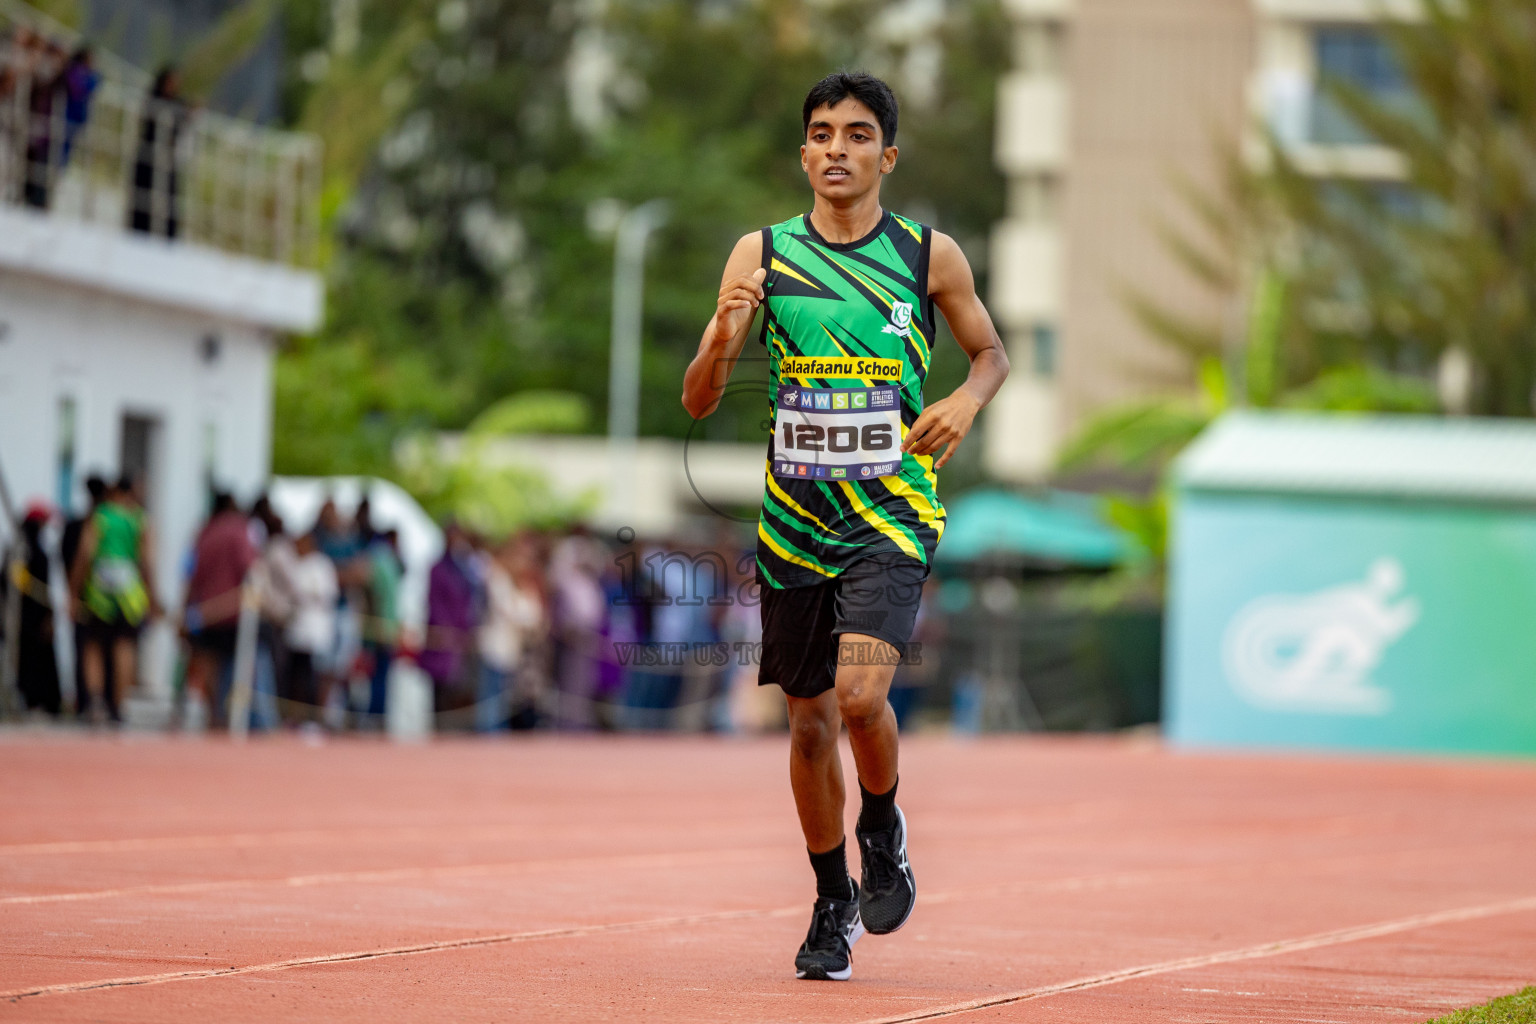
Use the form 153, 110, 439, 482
881, 301, 914, 338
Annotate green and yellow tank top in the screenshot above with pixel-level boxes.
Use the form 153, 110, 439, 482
83, 501, 149, 625
755, 210, 946, 589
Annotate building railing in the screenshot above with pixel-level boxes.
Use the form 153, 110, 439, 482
0, 4, 321, 267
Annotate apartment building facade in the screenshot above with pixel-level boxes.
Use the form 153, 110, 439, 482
986, 0, 1415, 481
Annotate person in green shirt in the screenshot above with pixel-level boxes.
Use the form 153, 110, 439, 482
69, 475, 160, 724
681, 72, 1010, 981
360, 529, 403, 725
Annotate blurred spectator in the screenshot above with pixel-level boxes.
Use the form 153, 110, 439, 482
508, 531, 553, 729
284, 530, 337, 727
60, 474, 109, 718
313, 497, 360, 564
889, 578, 944, 731
723, 545, 778, 733
422, 520, 482, 720
21, 35, 65, 209
1, 502, 62, 716
354, 496, 377, 548
68, 475, 159, 726
0, 27, 39, 101
477, 534, 543, 732
311, 496, 365, 721
550, 530, 607, 729
248, 495, 295, 730
129, 65, 188, 238
181, 491, 256, 728
359, 527, 403, 727
57, 45, 97, 164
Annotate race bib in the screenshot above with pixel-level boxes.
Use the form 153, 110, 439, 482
92, 558, 141, 596
772, 383, 903, 481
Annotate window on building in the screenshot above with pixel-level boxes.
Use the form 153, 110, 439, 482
56, 397, 77, 514
120, 413, 162, 512
1309, 25, 1418, 145
202, 420, 219, 513
1010, 173, 1059, 226
1031, 323, 1058, 379
1014, 20, 1065, 77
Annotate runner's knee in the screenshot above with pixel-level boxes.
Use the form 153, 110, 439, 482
835, 680, 887, 733
788, 703, 839, 760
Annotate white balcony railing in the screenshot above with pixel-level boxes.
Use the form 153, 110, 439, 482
0, 4, 320, 267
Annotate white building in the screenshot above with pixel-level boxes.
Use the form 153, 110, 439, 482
986, 0, 1416, 481
0, 6, 321, 703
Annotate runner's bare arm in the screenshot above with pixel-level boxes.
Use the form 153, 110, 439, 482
682, 232, 766, 419
902, 231, 1010, 469
140, 523, 162, 619
68, 522, 96, 603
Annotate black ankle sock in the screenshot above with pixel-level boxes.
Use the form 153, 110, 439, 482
808, 840, 854, 901
857, 777, 898, 834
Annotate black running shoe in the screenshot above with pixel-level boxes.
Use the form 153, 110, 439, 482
794, 880, 864, 981
856, 805, 915, 934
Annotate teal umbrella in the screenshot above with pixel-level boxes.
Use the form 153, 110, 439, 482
936, 489, 1131, 567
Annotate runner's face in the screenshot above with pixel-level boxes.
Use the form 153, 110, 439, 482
801, 98, 896, 201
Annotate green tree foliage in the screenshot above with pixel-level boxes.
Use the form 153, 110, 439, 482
1069, 0, 1535, 496
394, 392, 599, 537
1268, 0, 1536, 416
270, 0, 1009, 477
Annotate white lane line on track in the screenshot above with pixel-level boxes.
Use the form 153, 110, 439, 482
854, 895, 1536, 1024
7, 824, 1518, 908
7, 873, 1534, 1005
0, 904, 809, 1002
0, 796, 1377, 857
0, 846, 780, 906
0, 821, 764, 857
0, 870, 1213, 1002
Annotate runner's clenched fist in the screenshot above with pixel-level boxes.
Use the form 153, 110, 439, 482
710, 267, 768, 345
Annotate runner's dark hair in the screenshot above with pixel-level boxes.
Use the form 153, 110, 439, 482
802, 72, 898, 146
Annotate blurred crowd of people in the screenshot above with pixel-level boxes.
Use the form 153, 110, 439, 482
3, 483, 842, 735
2, 21, 189, 237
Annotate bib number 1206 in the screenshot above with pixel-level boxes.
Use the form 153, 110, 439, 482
780, 422, 894, 453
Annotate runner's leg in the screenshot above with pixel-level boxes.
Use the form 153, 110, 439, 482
784, 690, 844, 853
111, 635, 136, 719
833, 633, 899, 794
80, 636, 106, 720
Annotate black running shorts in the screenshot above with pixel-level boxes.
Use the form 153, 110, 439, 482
758, 554, 929, 700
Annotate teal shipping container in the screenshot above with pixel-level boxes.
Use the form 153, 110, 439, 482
1166, 412, 1536, 756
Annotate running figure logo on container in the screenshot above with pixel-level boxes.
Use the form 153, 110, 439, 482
1222, 558, 1418, 716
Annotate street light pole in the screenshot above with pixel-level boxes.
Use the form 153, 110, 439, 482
606, 199, 669, 526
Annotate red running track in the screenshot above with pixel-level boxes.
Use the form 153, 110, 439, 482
1, 732, 1533, 1022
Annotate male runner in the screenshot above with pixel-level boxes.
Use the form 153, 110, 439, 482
681, 72, 1009, 980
